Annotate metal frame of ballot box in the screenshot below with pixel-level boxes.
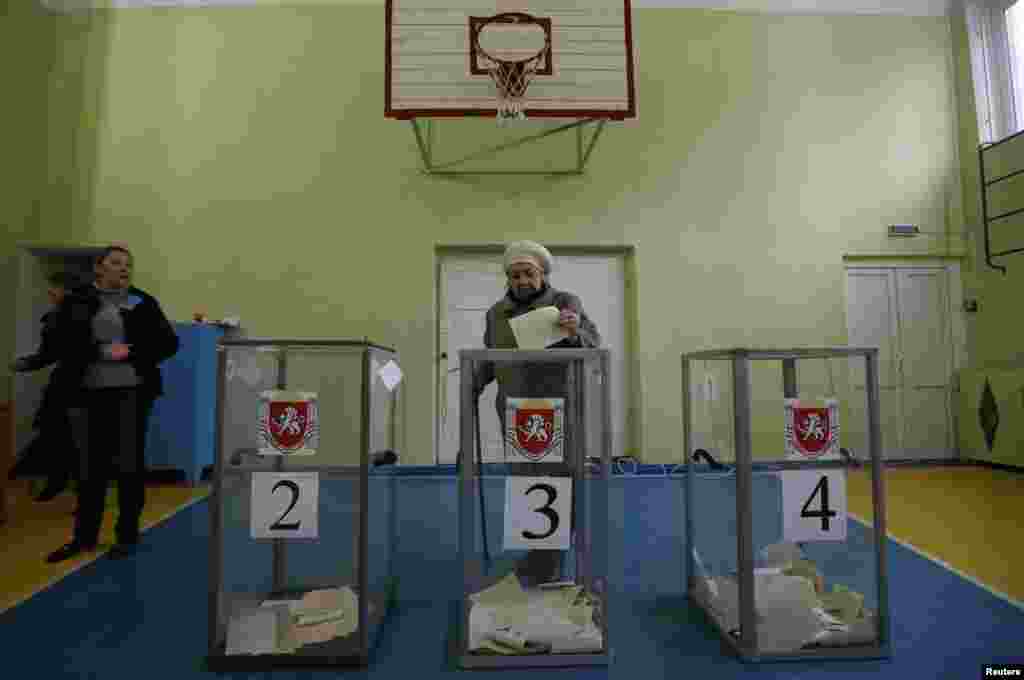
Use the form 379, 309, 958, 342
206, 339, 399, 671
454, 348, 612, 669
682, 347, 891, 663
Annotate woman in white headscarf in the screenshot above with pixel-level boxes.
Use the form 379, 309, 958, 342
471, 240, 602, 586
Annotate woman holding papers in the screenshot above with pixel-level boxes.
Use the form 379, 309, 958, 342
471, 240, 602, 586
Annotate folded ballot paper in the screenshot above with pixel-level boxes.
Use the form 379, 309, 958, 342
694, 542, 877, 653
468, 573, 603, 655
226, 607, 284, 656
507, 306, 570, 350
228, 586, 361, 654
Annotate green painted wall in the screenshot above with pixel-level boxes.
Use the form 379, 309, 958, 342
950, 10, 1024, 466
19, 4, 997, 464
952, 10, 1024, 365
0, 1, 59, 403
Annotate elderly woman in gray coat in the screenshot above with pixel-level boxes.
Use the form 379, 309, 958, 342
471, 240, 602, 586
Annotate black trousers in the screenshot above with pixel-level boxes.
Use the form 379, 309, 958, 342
68, 388, 155, 545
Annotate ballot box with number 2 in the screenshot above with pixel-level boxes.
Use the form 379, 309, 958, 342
205, 339, 401, 670
683, 347, 891, 663
455, 349, 612, 669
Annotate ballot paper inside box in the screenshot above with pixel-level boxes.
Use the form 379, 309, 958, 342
208, 339, 401, 671
682, 348, 891, 663
455, 348, 613, 669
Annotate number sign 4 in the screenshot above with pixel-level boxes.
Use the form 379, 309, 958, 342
780, 470, 847, 542
503, 476, 572, 551
251, 472, 320, 539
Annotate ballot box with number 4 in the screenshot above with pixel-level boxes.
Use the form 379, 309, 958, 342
206, 340, 402, 671
682, 347, 891, 663
455, 349, 612, 669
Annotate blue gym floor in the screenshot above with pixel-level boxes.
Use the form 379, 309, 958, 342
2, 469, 1022, 679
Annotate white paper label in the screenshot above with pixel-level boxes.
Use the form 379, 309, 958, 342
250, 471, 319, 540
780, 469, 847, 542
503, 476, 572, 551
378, 360, 403, 392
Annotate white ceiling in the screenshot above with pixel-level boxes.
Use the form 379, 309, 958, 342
41, 0, 956, 17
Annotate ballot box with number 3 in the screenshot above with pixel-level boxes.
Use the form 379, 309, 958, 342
455, 349, 612, 669
682, 347, 891, 663
206, 340, 401, 671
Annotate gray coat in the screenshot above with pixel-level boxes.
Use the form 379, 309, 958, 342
472, 283, 602, 466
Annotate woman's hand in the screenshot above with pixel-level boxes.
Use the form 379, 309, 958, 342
108, 343, 132, 361
558, 308, 579, 337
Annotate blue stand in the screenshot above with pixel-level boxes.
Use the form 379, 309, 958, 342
145, 323, 223, 484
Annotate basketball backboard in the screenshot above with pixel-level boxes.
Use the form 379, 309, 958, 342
386, 0, 636, 120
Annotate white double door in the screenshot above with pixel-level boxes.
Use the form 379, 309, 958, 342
437, 254, 628, 464
844, 262, 964, 460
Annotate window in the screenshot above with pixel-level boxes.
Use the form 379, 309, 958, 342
1006, 1, 1024, 130
964, 0, 1020, 142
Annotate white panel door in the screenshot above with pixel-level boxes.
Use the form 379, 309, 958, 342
845, 264, 959, 461
555, 256, 627, 464
437, 253, 628, 464
894, 269, 955, 459
440, 259, 507, 464
845, 269, 904, 459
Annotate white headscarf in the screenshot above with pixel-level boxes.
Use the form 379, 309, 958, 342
504, 240, 553, 275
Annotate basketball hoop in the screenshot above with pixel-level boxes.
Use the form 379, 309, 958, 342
471, 13, 552, 124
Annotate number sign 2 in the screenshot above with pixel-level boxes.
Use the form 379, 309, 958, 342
251, 472, 319, 539
780, 470, 847, 542
503, 476, 572, 551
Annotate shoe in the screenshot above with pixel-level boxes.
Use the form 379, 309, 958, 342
46, 541, 97, 564
108, 542, 138, 559
36, 476, 69, 502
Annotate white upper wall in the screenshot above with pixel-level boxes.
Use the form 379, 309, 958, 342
40, 0, 955, 17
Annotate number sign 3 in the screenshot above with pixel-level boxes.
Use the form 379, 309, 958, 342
503, 477, 572, 551
780, 470, 847, 542
250, 472, 319, 539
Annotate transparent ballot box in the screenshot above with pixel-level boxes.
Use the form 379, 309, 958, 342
206, 340, 401, 671
455, 349, 612, 669
683, 348, 891, 662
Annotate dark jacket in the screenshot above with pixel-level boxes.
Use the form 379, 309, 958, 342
53, 284, 180, 406
13, 310, 66, 431
15, 310, 62, 372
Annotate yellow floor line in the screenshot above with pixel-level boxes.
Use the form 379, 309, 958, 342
0, 488, 209, 615
848, 512, 1024, 612
847, 466, 1024, 603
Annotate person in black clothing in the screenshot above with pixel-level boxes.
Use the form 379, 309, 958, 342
8, 272, 81, 502
46, 245, 179, 563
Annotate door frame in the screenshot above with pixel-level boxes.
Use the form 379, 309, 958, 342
843, 257, 966, 459
434, 244, 640, 465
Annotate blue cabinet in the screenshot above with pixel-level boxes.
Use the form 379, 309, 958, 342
145, 323, 223, 484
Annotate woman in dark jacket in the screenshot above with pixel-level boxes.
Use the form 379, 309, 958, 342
9, 272, 81, 501
46, 245, 180, 563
